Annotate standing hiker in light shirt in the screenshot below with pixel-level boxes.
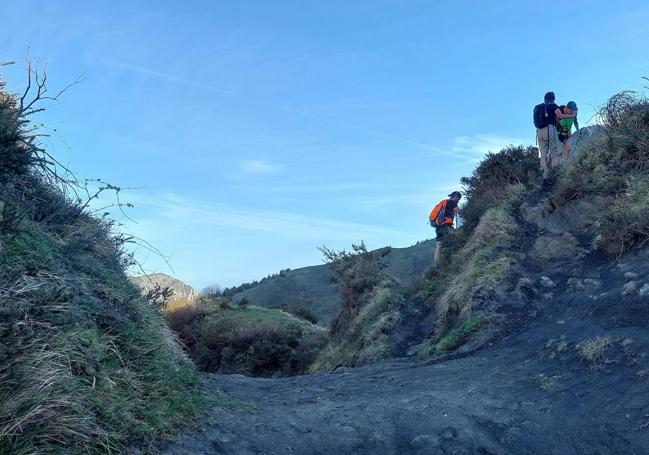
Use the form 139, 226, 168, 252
533, 91, 576, 178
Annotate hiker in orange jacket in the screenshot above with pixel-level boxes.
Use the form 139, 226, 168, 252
430, 191, 462, 267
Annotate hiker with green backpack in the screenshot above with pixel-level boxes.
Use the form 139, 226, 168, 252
429, 191, 462, 267
557, 101, 579, 162
533, 92, 576, 178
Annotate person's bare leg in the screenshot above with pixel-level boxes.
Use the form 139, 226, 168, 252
562, 138, 571, 162
434, 241, 441, 267
551, 151, 560, 168
549, 127, 561, 168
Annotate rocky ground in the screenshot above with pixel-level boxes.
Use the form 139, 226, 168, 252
157, 243, 649, 454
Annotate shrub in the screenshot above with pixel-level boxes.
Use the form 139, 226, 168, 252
460, 145, 541, 232
310, 283, 401, 371
167, 302, 327, 377
308, 242, 401, 372
282, 304, 319, 324
597, 175, 649, 256
0, 97, 33, 180
318, 242, 383, 338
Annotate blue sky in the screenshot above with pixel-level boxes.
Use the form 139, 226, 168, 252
2, 1, 649, 289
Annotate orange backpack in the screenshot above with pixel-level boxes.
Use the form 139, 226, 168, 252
429, 199, 453, 226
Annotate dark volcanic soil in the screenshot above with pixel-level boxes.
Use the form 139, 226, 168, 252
159, 248, 649, 455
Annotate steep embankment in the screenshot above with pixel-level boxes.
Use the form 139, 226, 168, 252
0, 75, 204, 454
231, 240, 436, 326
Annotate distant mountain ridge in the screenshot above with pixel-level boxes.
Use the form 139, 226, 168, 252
130, 273, 198, 302
232, 240, 436, 325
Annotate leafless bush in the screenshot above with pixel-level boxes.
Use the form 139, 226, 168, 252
143, 283, 176, 310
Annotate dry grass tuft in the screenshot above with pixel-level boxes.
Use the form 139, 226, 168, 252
535, 373, 560, 392
436, 206, 519, 323
576, 336, 612, 369
597, 176, 649, 256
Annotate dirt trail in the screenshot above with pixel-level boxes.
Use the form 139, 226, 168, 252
159, 298, 649, 454
158, 236, 649, 454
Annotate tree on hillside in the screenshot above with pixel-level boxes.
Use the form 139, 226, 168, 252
318, 242, 384, 337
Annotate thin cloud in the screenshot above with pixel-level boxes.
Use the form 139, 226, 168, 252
102, 60, 493, 163
130, 192, 408, 242
102, 58, 240, 97
452, 133, 526, 161
240, 159, 282, 175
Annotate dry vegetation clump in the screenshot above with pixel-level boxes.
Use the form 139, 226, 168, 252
576, 336, 612, 369
597, 175, 649, 256
436, 206, 519, 323
535, 373, 560, 392
309, 243, 403, 371
167, 298, 327, 377
311, 283, 401, 371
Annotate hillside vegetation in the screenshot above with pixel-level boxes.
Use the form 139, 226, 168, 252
167, 298, 327, 377
311, 91, 649, 368
0, 72, 204, 454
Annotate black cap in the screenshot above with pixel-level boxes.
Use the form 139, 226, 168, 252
449, 191, 462, 198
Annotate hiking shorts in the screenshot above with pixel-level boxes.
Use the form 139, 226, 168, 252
537, 125, 562, 160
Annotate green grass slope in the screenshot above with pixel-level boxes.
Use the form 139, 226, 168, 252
0, 79, 204, 454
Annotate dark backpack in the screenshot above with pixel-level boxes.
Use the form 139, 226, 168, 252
533, 103, 549, 129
